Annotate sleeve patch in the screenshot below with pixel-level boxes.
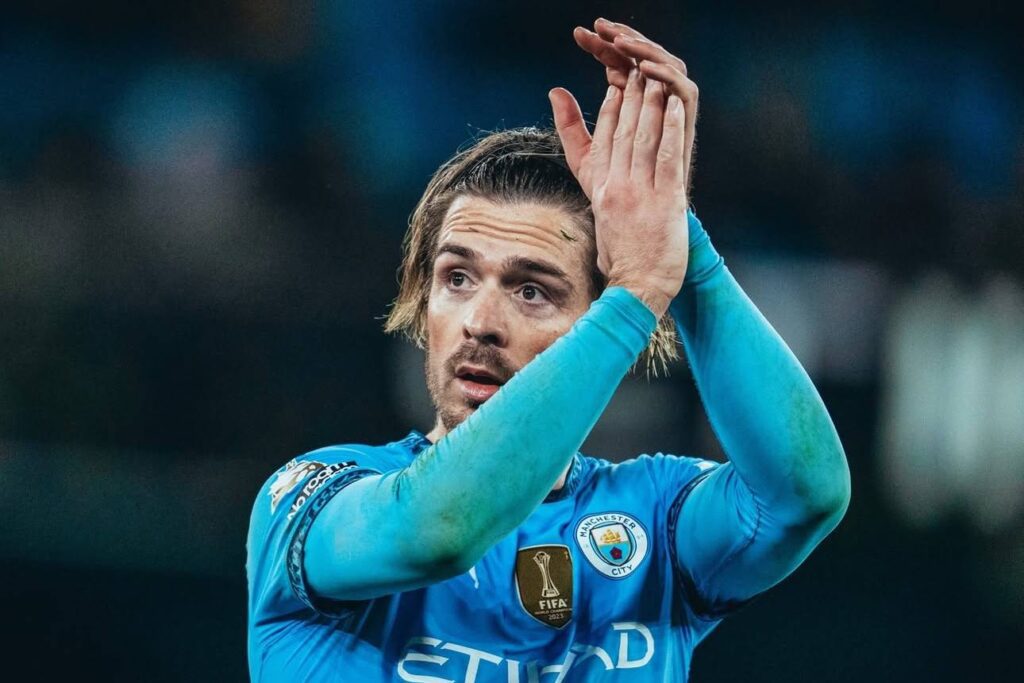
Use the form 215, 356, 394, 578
268, 458, 357, 517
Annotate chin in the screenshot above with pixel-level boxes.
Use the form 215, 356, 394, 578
438, 402, 476, 432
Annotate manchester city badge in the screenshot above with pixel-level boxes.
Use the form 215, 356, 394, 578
575, 512, 649, 579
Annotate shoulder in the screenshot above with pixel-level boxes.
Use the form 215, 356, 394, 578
581, 451, 719, 497
250, 431, 424, 524
268, 431, 423, 485
298, 436, 418, 476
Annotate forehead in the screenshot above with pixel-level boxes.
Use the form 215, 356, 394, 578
435, 195, 588, 271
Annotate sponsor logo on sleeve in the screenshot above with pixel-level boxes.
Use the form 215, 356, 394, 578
269, 460, 324, 513
575, 512, 649, 579
285, 460, 358, 521
268, 458, 357, 516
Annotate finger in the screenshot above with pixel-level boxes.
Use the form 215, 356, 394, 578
605, 66, 627, 89
631, 77, 665, 183
594, 17, 649, 43
595, 18, 687, 74
573, 27, 634, 75
655, 95, 685, 192
589, 84, 622, 190
609, 69, 645, 179
548, 87, 591, 179
638, 59, 686, 92
639, 61, 698, 186
612, 34, 687, 76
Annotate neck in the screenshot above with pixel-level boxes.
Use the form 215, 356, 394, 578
425, 417, 572, 491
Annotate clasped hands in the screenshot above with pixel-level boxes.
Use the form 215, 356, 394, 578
549, 18, 700, 317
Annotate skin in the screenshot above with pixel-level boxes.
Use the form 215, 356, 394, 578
422, 19, 700, 490
423, 195, 594, 449
550, 17, 700, 199
299, 19, 848, 610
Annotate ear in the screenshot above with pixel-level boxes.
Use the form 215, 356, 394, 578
548, 87, 591, 179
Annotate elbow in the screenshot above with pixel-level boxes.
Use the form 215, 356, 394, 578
392, 471, 484, 580
791, 446, 851, 529
422, 544, 480, 581
412, 520, 482, 578
407, 536, 485, 584
812, 472, 851, 528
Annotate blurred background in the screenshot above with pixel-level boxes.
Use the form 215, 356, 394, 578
1, 0, 1022, 680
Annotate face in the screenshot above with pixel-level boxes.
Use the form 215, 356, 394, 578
424, 195, 594, 436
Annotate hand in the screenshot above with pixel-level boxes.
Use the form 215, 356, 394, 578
549, 18, 699, 199
551, 67, 689, 317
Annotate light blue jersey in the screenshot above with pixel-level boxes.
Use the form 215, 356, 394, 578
246, 212, 850, 681
247, 432, 723, 682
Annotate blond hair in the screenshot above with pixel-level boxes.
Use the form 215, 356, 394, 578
384, 127, 679, 375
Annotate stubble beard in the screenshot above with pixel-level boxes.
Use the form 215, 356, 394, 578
424, 342, 514, 433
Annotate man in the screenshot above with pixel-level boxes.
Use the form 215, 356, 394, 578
247, 18, 850, 682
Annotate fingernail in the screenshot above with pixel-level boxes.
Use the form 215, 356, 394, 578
618, 34, 635, 43
606, 85, 618, 100
668, 95, 682, 113
628, 69, 639, 84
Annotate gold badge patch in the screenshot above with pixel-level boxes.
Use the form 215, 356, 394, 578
514, 544, 573, 628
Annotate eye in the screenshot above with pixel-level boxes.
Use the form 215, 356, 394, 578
448, 271, 467, 287
520, 284, 548, 303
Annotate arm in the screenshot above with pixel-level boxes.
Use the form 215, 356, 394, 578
304, 287, 656, 600
306, 63, 691, 602
669, 212, 851, 613
572, 19, 850, 612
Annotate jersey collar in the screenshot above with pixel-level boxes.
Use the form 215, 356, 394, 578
542, 452, 583, 504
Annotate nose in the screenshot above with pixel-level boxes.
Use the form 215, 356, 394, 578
462, 286, 509, 347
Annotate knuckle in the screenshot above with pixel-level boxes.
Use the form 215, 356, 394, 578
597, 185, 637, 211
595, 190, 617, 211
612, 127, 633, 143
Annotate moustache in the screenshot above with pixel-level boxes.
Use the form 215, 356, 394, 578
444, 343, 515, 383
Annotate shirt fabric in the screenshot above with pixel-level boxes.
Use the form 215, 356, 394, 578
247, 431, 726, 682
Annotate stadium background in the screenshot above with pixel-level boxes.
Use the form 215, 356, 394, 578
1, 1, 1021, 680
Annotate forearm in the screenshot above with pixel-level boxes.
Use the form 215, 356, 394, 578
672, 213, 850, 520
396, 286, 656, 565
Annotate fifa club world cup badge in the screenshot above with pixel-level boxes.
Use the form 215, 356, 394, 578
575, 512, 649, 579
514, 544, 574, 628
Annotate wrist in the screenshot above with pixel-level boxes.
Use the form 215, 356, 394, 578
605, 278, 673, 318
683, 210, 724, 287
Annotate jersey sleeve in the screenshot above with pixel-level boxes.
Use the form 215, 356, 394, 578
246, 445, 395, 629
642, 453, 757, 621
664, 460, 763, 620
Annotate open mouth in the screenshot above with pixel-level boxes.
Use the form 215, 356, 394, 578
457, 372, 503, 385
455, 365, 506, 402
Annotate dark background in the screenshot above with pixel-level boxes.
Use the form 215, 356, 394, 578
1, 1, 1022, 680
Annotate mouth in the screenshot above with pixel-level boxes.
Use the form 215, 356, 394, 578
454, 365, 506, 403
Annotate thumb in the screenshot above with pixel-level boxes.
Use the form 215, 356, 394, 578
548, 87, 591, 178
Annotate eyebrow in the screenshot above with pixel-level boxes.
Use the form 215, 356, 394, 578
435, 243, 575, 294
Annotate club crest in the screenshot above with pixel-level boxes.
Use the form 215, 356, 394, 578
575, 512, 649, 579
514, 544, 573, 628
